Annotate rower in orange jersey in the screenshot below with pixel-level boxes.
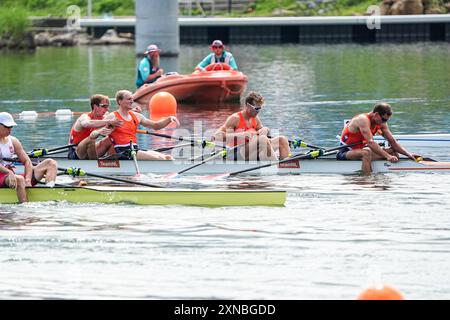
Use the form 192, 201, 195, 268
106, 90, 180, 160
68, 94, 122, 160
337, 102, 419, 174
213, 91, 290, 161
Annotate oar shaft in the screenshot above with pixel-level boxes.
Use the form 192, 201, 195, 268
154, 142, 193, 152
174, 142, 246, 176
58, 167, 162, 188
177, 150, 225, 175
229, 141, 364, 176
137, 130, 219, 149
137, 130, 188, 142
268, 136, 323, 150
48, 144, 77, 153
27, 144, 77, 158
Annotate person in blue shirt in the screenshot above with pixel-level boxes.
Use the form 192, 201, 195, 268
195, 40, 238, 72
136, 44, 164, 88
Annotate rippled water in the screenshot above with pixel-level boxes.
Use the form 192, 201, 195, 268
1, 43, 450, 299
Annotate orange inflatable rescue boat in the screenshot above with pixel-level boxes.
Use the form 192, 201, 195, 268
133, 63, 248, 105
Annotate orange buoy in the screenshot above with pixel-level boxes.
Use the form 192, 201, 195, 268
148, 92, 177, 119
357, 284, 405, 300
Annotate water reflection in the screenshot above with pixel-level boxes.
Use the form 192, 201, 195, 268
0, 211, 41, 229
342, 173, 393, 191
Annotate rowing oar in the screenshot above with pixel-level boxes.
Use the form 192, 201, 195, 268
129, 140, 141, 177
137, 129, 223, 149
165, 142, 246, 179
1, 143, 77, 164
209, 141, 364, 179
58, 167, 163, 188
27, 144, 77, 158
286, 138, 323, 150
139, 129, 322, 151
154, 142, 193, 152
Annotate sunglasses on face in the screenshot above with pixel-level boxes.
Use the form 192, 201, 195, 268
247, 103, 262, 112
1, 124, 13, 129
212, 46, 223, 49
380, 114, 391, 122
98, 104, 110, 109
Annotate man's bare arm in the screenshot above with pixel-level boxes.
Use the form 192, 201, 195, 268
12, 137, 33, 186
358, 118, 393, 160
382, 126, 416, 160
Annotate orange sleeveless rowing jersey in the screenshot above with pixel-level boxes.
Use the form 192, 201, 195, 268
68, 112, 95, 145
340, 113, 381, 149
109, 111, 139, 146
230, 111, 258, 146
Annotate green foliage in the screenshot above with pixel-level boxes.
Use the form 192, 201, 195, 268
93, 0, 134, 15
0, 0, 447, 18
0, 6, 31, 39
1, 0, 135, 17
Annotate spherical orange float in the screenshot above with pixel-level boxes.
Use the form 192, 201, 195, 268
357, 284, 405, 300
148, 91, 177, 119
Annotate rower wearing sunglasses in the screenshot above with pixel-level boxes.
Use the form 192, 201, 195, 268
68, 94, 123, 160
195, 40, 238, 72
213, 91, 290, 161
337, 102, 418, 174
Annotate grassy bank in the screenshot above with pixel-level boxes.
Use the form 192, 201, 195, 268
0, 0, 134, 17
0, 0, 448, 18
0, 6, 31, 41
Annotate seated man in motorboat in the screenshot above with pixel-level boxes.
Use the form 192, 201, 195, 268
0, 112, 57, 203
104, 90, 180, 160
213, 91, 290, 161
337, 102, 419, 174
195, 40, 238, 72
136, 44, 164, 88
68, 94, 122, 160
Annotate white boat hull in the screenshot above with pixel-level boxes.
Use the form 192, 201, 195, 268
17, 157, 450, 176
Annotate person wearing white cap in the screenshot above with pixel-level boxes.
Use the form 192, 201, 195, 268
0, 112, 58, 203
195, 40, 238, 72
136, 44, 164, 88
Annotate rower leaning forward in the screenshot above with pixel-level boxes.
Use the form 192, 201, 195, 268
337, 102, 419, 174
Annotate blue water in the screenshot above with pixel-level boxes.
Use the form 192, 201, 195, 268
1, 44, 450, 299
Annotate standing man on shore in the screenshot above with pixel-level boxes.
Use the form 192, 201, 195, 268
0, 112, 57, 203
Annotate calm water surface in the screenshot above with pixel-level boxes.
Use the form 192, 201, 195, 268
1, 43, 450, 299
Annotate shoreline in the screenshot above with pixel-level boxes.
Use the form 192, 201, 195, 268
2, 14, 450, 50
0, 28, 134, 51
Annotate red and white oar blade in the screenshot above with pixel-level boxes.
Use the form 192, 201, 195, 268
202, 173, 230, 180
